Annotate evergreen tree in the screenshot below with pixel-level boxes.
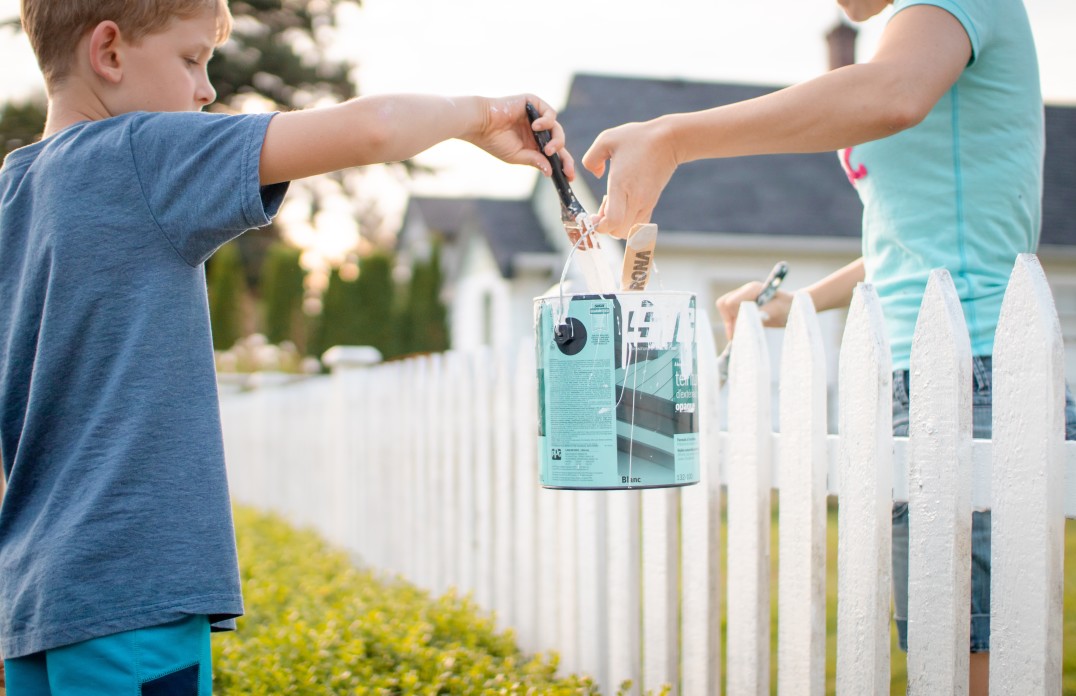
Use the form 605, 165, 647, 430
207, 241, 248, 351
309, 267, 346, 359
260, 242, 306, 349
399, 244, 449, 355
0, 99, 46, 160
352, 252, 397, 358
309, 252, 397, 359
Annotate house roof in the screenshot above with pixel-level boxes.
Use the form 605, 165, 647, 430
1043, 105, 1076, 246
558, 73, 864, 238
557, 72, 1076, 245
470, 199, 552, 277
403, 196, 471, 241
402, 196, 553, 278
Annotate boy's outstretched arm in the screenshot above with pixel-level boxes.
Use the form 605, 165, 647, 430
259, 94, 573, 185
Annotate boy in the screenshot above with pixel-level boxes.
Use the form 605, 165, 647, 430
0, 1, 573, 693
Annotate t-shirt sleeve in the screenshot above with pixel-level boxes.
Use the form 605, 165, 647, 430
893, 0, 989, 64
128, 111, 290, 266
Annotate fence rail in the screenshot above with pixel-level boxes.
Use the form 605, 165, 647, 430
221, 254, 1072, 695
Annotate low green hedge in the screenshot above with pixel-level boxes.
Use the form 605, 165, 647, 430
215, 506, 644, 695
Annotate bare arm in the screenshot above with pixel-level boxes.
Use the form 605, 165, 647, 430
259, 93, 573, 185
583, 5, 972, 236
806, 257, 864, 313
716, 258, 865, 340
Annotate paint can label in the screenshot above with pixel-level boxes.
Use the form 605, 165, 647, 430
535, 292, 699, 489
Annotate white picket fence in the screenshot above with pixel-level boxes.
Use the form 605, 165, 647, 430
220, 254, 1074, 695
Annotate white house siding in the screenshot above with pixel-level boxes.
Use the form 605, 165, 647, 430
450, 235, 507, 351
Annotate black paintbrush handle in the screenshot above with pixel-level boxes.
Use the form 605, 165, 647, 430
525, 102, 583, 217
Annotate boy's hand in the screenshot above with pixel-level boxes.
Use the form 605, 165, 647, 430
581, 118, 679, 239
462, 96, 575, 179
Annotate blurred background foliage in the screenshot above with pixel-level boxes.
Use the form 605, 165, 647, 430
0, 0, 449, 370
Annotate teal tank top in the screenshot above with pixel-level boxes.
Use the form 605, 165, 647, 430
844, 0, 1044, 370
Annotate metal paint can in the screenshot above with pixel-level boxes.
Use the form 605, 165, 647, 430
534, 291, 699, 490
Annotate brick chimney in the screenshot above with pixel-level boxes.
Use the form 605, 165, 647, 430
826, 22, 858, 69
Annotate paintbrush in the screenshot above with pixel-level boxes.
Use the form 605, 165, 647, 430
525, 102, 616, 293
717, 261, 789, 386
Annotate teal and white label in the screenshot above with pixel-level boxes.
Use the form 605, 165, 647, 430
537, 298, 618, 486
535, 293, 699, 489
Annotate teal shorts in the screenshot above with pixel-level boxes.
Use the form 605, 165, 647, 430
4, 614, 212, 695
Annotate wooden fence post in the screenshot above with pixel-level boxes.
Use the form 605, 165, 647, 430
726, 300, 772, 696
555, 487, 580, 676
471, 348, 495, 610
380, 364, 401, 572
417, 356, 436, 590
425, 354, 446, 593
906, 269, 972, 694
402, 358, 420, 582
991, 254, 1065, 694
681, 310, 722, 696
835, 282, 891, 696
387, 360, 407, 576
441, 352, 465, 594
493, 347, 516, 632
642, 486, 679, 694
777, 292, 828, 696
606, 488, 641, 693
511, 339, 539, 651
578, 490, 609, 690
452, 352, 477, 596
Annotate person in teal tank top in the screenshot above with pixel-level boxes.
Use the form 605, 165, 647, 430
580, 0, 1062, 693
853, 0, 1043, 370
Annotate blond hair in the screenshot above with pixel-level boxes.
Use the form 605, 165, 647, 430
20, 0, 233, 88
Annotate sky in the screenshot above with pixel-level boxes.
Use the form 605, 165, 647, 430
0, 0, 1073, 204
343, 0, 1075, 199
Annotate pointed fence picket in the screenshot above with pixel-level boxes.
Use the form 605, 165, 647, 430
642, 486, 679, 693
511, 341, 539, 648
836, 282, 892, 696
220, 254, 1073, 695
991, 255, 1066, 694
726, 301, 773, 696
680, 310, 722, 696
777, 292, 828, 696
907, 270, 973, 695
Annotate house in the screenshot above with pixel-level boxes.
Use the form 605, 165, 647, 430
396, 26, 1076, 416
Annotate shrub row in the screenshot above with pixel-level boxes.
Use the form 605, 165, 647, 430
214, 506, 623, 695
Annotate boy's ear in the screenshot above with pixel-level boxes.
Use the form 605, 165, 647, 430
88, 21, 124, 84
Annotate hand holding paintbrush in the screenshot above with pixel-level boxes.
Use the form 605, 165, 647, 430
716, 261, 789, 385
526, 103, 618, 293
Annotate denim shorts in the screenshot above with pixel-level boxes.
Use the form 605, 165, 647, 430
891, 355, 1076, 652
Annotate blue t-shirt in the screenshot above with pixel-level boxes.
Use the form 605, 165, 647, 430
846, 0, 1043, 370
0, 111, 288, 658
